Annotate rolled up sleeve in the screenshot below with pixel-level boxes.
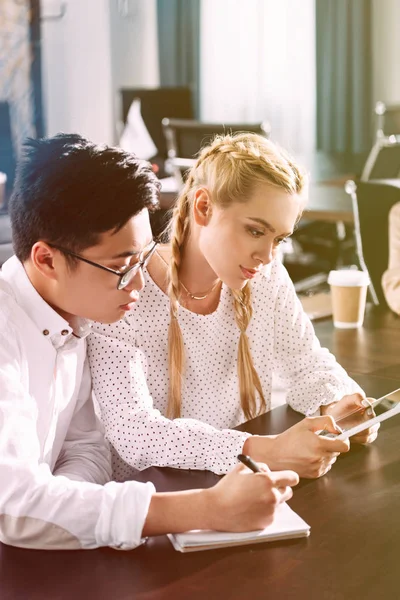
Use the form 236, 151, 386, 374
0, 327, 155, 550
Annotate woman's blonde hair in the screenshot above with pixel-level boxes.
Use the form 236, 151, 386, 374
166, 132, 306, 420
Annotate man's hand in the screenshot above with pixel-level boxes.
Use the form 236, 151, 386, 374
321, 393, 380, 444
206, 462, 299, 532
143, 463, 298, 537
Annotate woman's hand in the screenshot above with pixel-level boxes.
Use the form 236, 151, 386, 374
243, 415, 350, 479
321, 393, 380, 445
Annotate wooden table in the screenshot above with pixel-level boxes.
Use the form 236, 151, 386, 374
1, 307, 400, 599
304, 184, 353, 224
305, 179, 400, 225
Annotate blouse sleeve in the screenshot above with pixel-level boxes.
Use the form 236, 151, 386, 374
270, 264, 365, 415
382, 202, 400, 315
87, 318, 250, 476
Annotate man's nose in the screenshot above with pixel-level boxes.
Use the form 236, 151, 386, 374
123, 267, 145, 293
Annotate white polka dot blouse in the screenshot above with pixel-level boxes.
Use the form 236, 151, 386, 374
87, 259, 363, 482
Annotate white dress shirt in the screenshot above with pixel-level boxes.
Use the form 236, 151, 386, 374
0, 256, 154, 550
88, 259, 364, 482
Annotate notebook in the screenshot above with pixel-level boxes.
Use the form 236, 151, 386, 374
300, 291, 332, 321
167, 502, 310, 552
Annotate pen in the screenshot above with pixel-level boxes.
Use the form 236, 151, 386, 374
237, 454, 262, 473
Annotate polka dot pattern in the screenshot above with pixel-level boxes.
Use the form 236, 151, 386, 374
88, 260, 363, 481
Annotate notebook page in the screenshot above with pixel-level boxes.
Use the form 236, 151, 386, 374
169, 502, 310, 548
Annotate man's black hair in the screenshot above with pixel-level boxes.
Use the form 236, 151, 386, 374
9, 133, 160, 262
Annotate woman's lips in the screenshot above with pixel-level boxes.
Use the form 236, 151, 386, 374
240, 266, 259, 279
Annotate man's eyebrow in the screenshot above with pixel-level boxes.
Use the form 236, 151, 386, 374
110, 239, 154, 260
247, 217, 293, 237
110, 250, 140, 259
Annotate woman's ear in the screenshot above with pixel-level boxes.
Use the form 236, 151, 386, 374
193, 188, 212, 226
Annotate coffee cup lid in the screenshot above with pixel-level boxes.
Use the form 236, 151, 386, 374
328, 269, 370, 287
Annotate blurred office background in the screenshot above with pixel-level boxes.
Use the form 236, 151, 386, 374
1, 0, 400, 303
4, 0, 399, 158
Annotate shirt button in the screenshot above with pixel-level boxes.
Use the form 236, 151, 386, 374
42, 329, 49, 336
61, 329, 69, 336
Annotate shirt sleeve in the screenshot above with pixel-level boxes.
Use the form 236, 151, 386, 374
271, 264, 365, 415
87, 322, 250, 476
53, 357, 112, 484
382, 201, 400, 315
0, 324, 155, 550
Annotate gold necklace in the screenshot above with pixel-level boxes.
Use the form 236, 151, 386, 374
155, 250, 221, 301
179, 279, 221, 301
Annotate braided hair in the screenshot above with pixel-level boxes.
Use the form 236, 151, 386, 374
166, 133, 306, 419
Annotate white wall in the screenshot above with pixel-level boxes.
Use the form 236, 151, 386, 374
41, 0, 114, 144
109, 0, 159, 139
41, 0, 159, 145
372, 0, 400, 105
200, 0, 316, 153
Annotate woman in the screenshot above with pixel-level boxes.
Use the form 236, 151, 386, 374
382, 201, 400, 314
88, 133, 378, 482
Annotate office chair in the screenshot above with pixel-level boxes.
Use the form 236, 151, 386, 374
361, 135, 400, 181
345, 179, 400, 306
120, 87, 194, 165
375, 101, 400, 140
162, 118, 271, 185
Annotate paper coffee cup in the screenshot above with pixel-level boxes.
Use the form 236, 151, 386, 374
328, 270, 370, 329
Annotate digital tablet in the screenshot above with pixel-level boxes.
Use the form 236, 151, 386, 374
320, 388, 400, 440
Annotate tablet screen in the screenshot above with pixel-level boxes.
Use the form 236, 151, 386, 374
319, 388, 400, 439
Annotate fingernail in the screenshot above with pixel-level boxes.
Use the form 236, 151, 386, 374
335, 425, 344, 434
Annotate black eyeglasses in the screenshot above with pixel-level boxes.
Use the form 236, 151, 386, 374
50, 238, 159, 290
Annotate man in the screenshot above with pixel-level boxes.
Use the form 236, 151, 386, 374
0, 134, 298, 550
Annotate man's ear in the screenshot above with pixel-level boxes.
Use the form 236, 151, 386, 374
193, 188, 212, 226
30, 241, 59, 281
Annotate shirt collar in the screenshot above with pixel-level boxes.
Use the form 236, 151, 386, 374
1, 256, 92, 347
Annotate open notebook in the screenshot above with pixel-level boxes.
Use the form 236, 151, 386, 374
168, 502, 310, 553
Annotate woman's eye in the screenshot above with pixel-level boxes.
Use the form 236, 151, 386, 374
275, 238, 288, 246
247, 227, 264, 238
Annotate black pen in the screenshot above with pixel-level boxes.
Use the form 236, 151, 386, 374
237, 454, 262, 473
